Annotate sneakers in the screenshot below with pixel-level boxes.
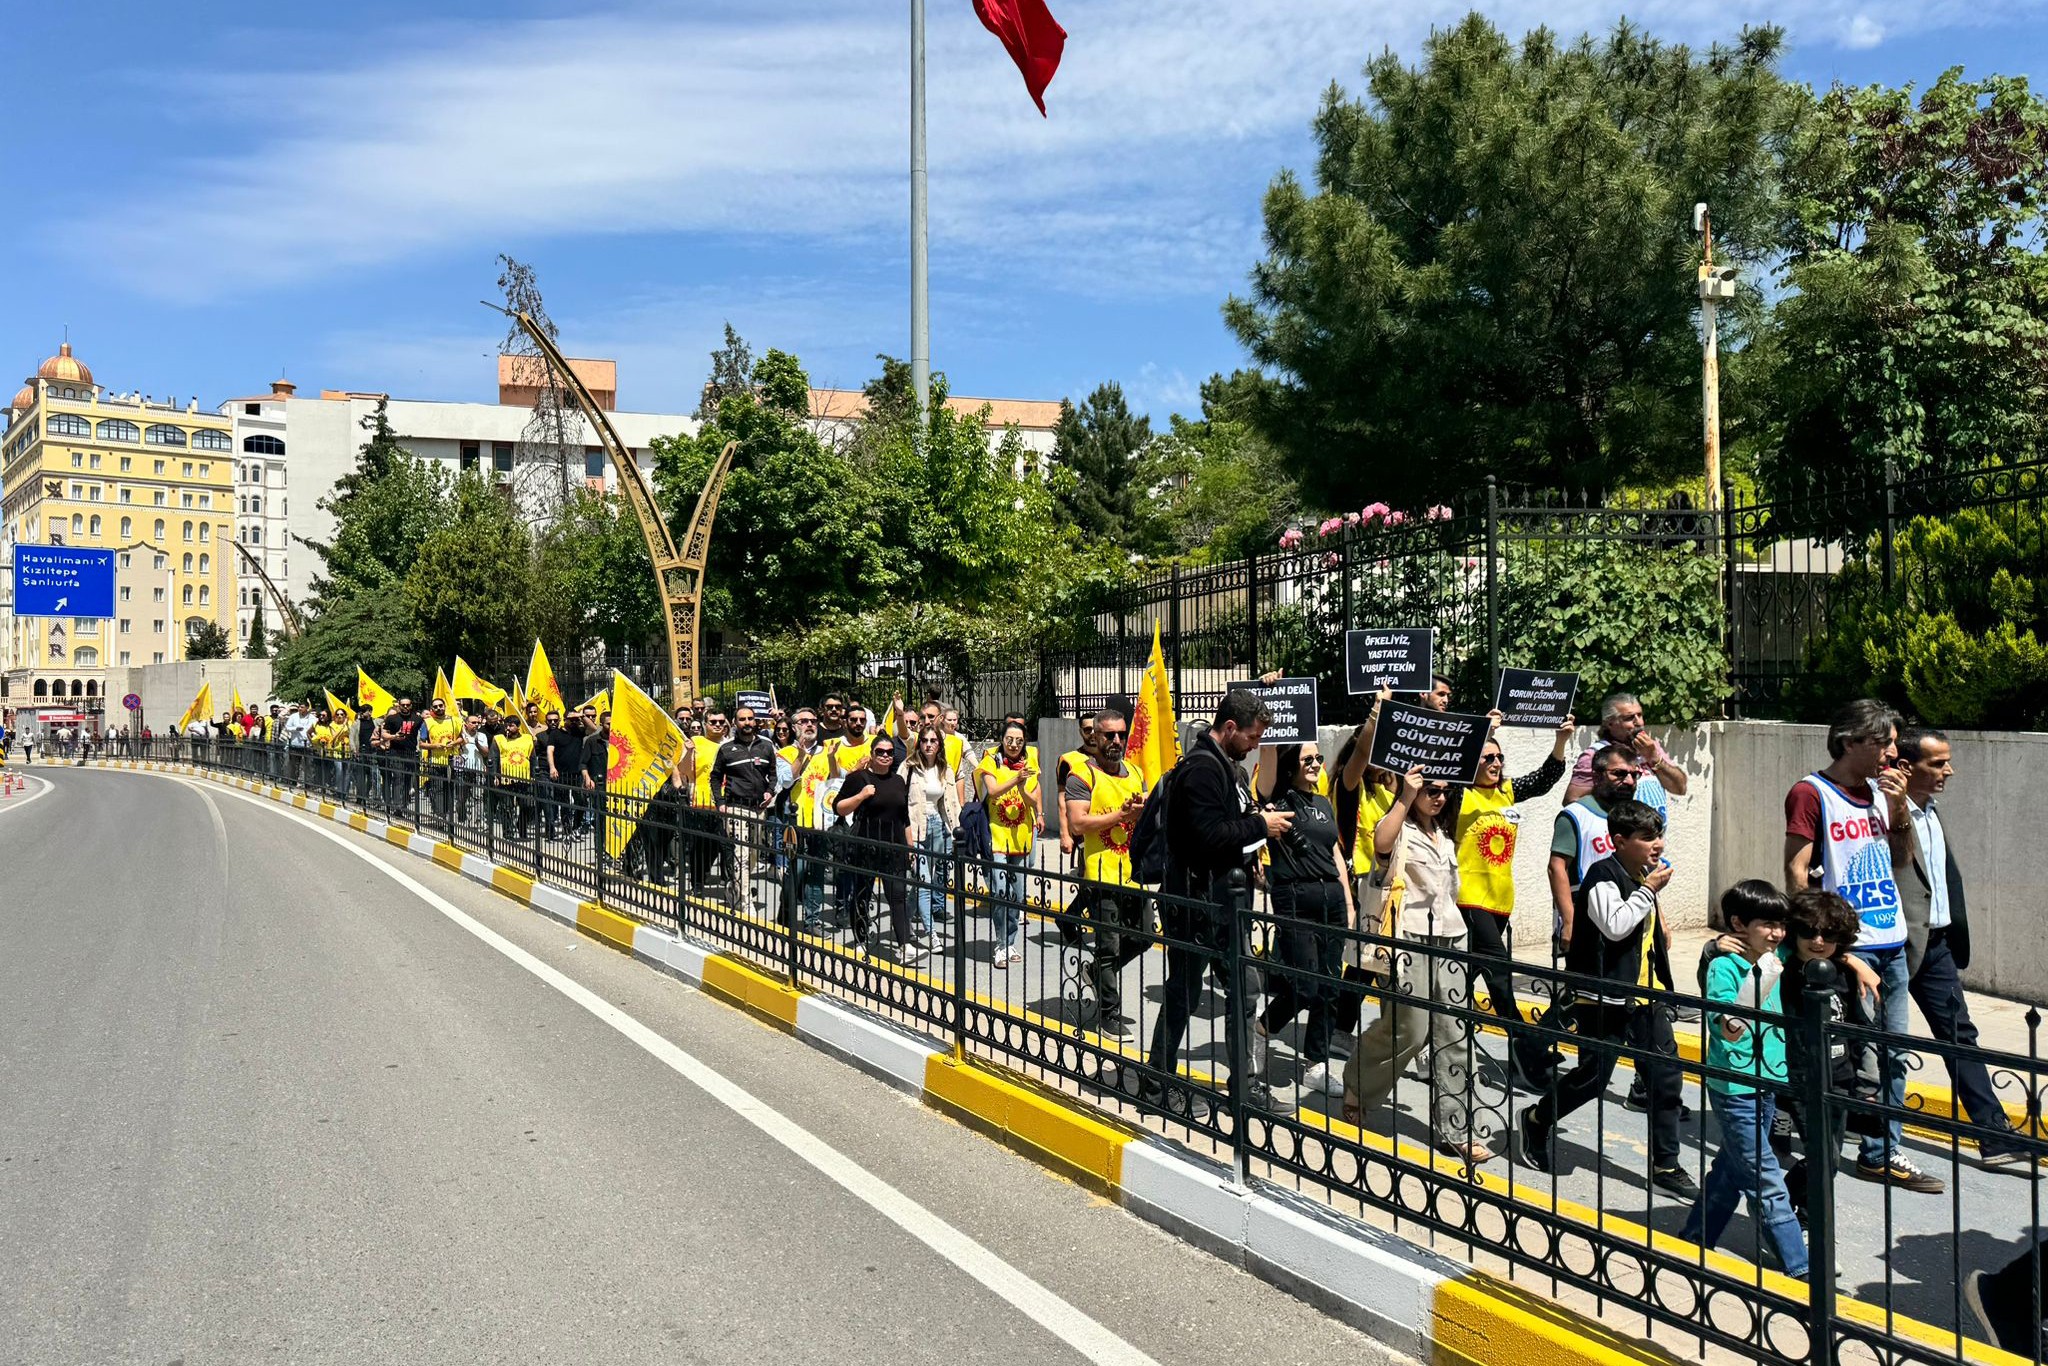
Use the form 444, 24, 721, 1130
1519, 1111, 1554, 1173
1652, 1166, 1701, 1199
899, 941, 930, 966
1981, 1139, 2044, 1171
1855, 1153, 1946, 1193
1300, 1061, 1345, 1098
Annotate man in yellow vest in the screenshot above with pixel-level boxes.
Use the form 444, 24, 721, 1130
1061, 707, 1152, 1029
422, 696, 464, 826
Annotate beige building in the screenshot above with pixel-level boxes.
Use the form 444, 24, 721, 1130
1, 343, 238, 732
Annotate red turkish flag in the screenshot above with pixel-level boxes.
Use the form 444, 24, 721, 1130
973, 0, 1067, 116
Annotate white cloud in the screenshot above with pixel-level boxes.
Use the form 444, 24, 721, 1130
64, 0, 2032, 305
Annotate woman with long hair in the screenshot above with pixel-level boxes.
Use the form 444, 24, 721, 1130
1254, 742, 1354, 1096
904, 723, 964, 940
975, 720, 1041, 967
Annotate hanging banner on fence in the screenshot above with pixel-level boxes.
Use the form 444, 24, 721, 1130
735, 689, 774, 718
1493, 667, 1580, 729
1227, 677, 1318, 746
1367, 700, 1492, 784
1344, 628, 1434, 695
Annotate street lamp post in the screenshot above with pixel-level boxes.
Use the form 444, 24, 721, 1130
1695, 202, 1737, 511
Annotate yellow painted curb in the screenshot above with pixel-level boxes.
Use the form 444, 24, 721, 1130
318, 802, 336, 818
347, 812, 369, 832
384, 826, 412, 850
575, 900, 639, 956
1430, 1273, 1681, 1366
490, 866, 534, 902
431, 842, 464, 872
699, 954, 802, 1030
922, 1055, 1132, 1195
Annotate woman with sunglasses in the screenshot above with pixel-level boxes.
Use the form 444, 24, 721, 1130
1343, 765, 1494, 1164
1254, 743, 1356, 1097
833, 738, 922, 964
975, 721, 1042, 966
905, 723, 965, 941
1456, 713, 1574, 1084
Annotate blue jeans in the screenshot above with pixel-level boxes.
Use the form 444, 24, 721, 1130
1852, 945, 1911, 1165
915, 814, 951, 933
990, 852, 1027, 949
1685, 1089, 1809, 1277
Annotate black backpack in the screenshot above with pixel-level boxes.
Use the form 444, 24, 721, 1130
1128, 745, 1231, 886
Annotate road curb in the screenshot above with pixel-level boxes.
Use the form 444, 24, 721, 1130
92, 760, 1724, 1365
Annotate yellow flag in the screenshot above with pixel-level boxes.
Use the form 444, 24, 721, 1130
452, 656, 506, 706
231, 683, 247, 717
177, 681, 213, 731
526, 640, 565, 718
324, 688, 354, 725
433, 666, 458, 717
503, 678, 526, 719
604, 671, 685, 858
357, 666, 396, 719
1128, 620, 1180, 786
578, 689, 612, 716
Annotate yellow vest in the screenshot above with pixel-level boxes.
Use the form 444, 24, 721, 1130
497, 732, 533, 781
942, 733, 965, 772
1454, 781, 1522, 917
425, 715, 462, 766
691, 734, 720, 807
1081, 759, 1148, 887
977, 752, 1039, 856
796, 751, 831, 830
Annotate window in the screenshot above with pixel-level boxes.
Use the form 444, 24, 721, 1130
198, 493, 210, 509
193, 429, 230, 452
152, 491, 166, 506
153, 460, 165, 475
182, 553, 193, 573
74, 648, 97, 667
88, 515, 100, 537
119, 552, 132, 568
119, 651, 130, 664
118, 488, 131, 503
201, 523, 212, 542
147, 425, 187, 447
198, 586, 209, 606
182, 585, 193, 605
151, 554, 165, 570
181, 462, 194, 477
33, 680, 46, 697
119, 517, 131, 539
153, 651, 163, 662
250, 496, 261, 514
243, 434, 284, 456
119, 456, 131, 471
152, 587, 164, 602
238, 497, 246, 514
460, 440, 480, 471
585, 447, 605, 478
198, 553, 210, 574
89, 454, 100, 469
97, 419, 139, 443
492, 441, 513, 473
181, 520, 192, 541
249, 526, 262, 546
87, 486, 100, 501
70, 483, 83, 499
70, 514, 83, 535
70, 453, 83, 468
47, 413, 90, 437
244, 403, 260, 416
119, 586, 130, 601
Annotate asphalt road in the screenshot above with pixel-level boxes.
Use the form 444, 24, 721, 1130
0, 768, 1407, 1366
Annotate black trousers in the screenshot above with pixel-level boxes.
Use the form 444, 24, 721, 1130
1527, 1000, 1683, 1168
1084, 886, 1153, 1013
1148, 899, 1256, 1078
848, 844, 911, 946
1260, 881, 1346, 1065
1466, 908, 1560, 1081
1912, 927, 2025, 1157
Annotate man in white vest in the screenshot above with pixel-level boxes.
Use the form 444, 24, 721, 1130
1784, 697, 1942, 1193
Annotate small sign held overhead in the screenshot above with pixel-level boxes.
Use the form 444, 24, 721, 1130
1227, 678, 1318, 746
1344, 628, 1434, 695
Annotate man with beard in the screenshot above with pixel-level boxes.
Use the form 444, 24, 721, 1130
712, 704, 779, 911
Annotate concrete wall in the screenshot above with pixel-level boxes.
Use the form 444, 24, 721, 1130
1708, 719, 2048, 1003
102, 659, 274, 735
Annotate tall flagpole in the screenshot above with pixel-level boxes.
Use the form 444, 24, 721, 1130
910, 0, 930, 445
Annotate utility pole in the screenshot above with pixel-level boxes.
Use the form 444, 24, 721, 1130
910, 0, 931, 448
1696, 203, 1737, 511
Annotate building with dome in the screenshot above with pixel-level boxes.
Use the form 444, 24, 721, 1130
1, 342, 238, 735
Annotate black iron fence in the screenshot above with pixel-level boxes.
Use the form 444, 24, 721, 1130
101, 734, 2048, 1366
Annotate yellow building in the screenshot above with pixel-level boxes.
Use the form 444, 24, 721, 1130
1, 343, 238, 730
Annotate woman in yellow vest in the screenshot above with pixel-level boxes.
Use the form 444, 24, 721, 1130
495, 716, 535, 841
975, 720, 1041, 967
309, 710, 335, 797
1455, 714, 1573, 1084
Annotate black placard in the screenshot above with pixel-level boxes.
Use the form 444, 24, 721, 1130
1227, 677, 1319, 746
735, 689, 774, 717
1492, 667, 1580, 729
1344, 628, 1435, 695
1367, 701, 1492, 784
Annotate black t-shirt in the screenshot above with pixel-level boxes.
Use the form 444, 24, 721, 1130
384, 714, 418, 755
539, 726, 575, 780
1267, 789, 1343, 886
583, 727, 610, 782
839, 770, 910, 843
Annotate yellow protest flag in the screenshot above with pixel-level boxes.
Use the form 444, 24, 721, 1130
1127, 620, 1180, 787
452, 656, 506, 707
356, 666, 396, 719
323, 689, 354, 725
578, 688, 611, 716
433, 666, 458, 717
502, 678, 526, 719
604, 671, 685, 859
526, 640, 565, 718
176, 681, 213, 731
231, 683, 247, 717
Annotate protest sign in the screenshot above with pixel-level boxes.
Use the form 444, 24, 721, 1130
1227, 677, 1318, 746
736, 690, 774, 717
1367, 701, 1492, 784
1492, 667, 1580, 729
1344, 628, 1434, 695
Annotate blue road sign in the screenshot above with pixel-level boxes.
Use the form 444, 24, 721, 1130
12, 545, 116, 619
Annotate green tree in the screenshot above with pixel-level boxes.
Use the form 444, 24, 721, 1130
696, 323, 756, 422
270, 591, 428, 706
1050, 383, 1153, 548
1759, 70, 2048, 497
303, 400, 452, 611
1224, 15, 1794, 507
243, 599, 269, 658
401, 472, 536, 668
1139, 372, 1302, 563
531, 490, 664, 655
185, 620, 232, 660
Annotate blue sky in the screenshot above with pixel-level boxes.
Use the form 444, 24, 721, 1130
2, 1, 2041, 422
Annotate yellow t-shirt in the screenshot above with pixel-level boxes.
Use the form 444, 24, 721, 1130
976, 751, 1040, 857
1351, 782, 1399, 877
942, 733, 965, 773
1080, 759, 1148, 887
1454, 781, 1521, 918
425, 715, 462, 767
796, 751, 831, 829
496, 732, 533, 781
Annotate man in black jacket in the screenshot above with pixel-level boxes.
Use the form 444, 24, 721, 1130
1898, 727, 2035, 1168
1144, 690, 1293, 1107
536, 711, 575, 841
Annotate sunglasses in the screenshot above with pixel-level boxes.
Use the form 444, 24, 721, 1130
873, 749, 897, 759
1098, 732, 1127, 744
1480, 753, 1504, 764
1302, 756, 1324, 768
1420, 785, 1450, 797
1792, 925, 1857, 945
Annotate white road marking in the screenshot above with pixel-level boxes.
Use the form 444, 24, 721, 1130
179, 778, 1162, 1366
0, 773, 55, 818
